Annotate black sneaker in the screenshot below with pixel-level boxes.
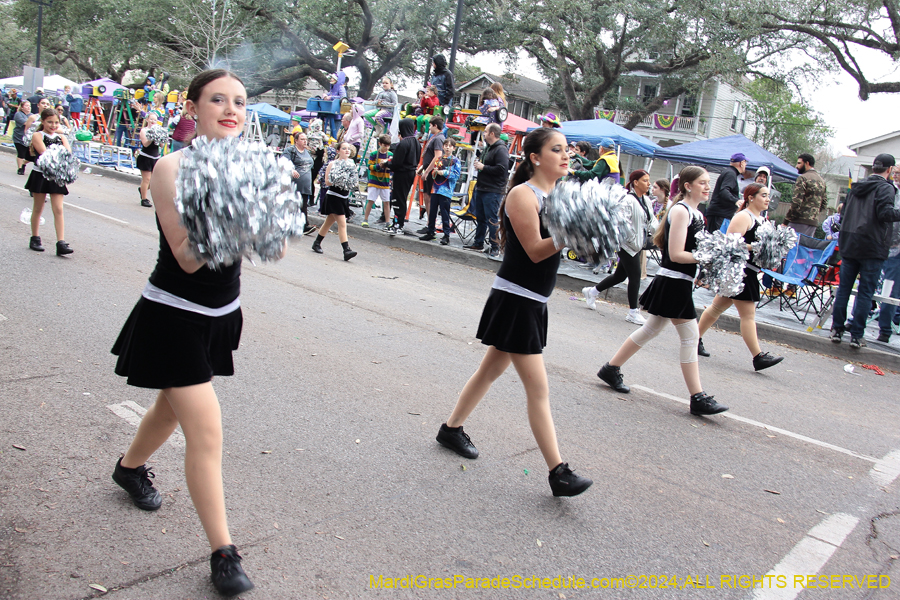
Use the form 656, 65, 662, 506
689, 392, 729, 416
597, 363, 629, 393
302, 226, 317, 236
849, 337, 866, 349
17, 165, 25, 175
830, 328, 843, 344
463, 243, 484, 251
56, 240, 74, 256
697, 338, 710, 357
548, 462, 593, 497
419, 233, 436, 241
112, 457, 162, 511
436, 423, 479, 459
210, 545, 254, 597
140, 198, 152, 207
440, 235, 450, 246
878, 333, 891, 343
29, 236, 44, 252
753, 352, 784, 371
416, 227, 428, 234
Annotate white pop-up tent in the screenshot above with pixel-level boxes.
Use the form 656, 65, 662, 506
0, 74, 81, 93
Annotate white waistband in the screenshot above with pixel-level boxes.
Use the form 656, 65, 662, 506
327, 188, 350, 199
138, 150, 160, 160
491, 276, 550, 303
656, 267, 696, 282
142, 282, 240, 317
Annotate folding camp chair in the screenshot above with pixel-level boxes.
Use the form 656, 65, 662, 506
449, 197, 477, 245
757, 234, 837, 324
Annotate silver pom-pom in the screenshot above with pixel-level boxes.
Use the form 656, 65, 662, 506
175, 136, 306, 268
328, 158, 359, 191
145, 125, 169, 147
37, 145, 80, 185
751, 221, 798, 270
22, 120, 41, 147
545, 178, 631, 262
693, 230, 750, 297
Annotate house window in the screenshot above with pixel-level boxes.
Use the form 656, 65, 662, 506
680, 95, 696, 117
642, 85, 658, 104
731, 101, 741, 130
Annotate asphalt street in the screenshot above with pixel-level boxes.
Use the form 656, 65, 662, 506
1, 153, 899, 600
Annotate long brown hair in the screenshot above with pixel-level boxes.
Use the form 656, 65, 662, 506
35, 107, 59, 133
655, 179, 670, 201
497, 127, 560, 249
739, 183, 764, 211
652, 165, 707, 249
186, 69, 244, 103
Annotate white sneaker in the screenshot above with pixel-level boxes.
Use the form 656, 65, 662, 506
582, 286, 599, 310
625, 309, 646, 325
386, 225, 397, 236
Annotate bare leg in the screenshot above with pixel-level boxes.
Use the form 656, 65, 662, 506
382, 201, 390, 224
363, 200, 374, 221
335, 214, 348, 243
140, 170, 151, 200
609, 338, 642, 368
31, 193, 47, 237
317, 214, 336, 236
164, 383, 231, 551
49, 194, 65, 241
733, 300, 762, 356
447, 346, 512, 427
698, 296, 732, 337
510, 353, 562, 469
673, 318, 702, 395
121, 390, 179, 468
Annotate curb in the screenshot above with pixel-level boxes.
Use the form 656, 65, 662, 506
1, 143, 142, 185
314, 215, 900, 372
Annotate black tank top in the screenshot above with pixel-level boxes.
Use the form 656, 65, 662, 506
659, 201, 705, 278
496, 183, 559, 298
739, 211, 761, 267
140, 142, 160, 158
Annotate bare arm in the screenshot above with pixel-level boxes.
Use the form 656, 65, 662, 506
150, 153, 207, 274
506, 185, 559, 263
667, 205, 697, 264
424, 149, 443, 176
31, 132, 47, 155
726, 211, 754, 251
324, 162, 334, 187
139, 127, 150, 146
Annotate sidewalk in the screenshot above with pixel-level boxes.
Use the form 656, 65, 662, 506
329, 204, 900, 372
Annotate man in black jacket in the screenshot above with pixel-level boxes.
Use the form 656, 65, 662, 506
705, 153, 746, 232
464, 123, 509, 257
831, 153, 900, 348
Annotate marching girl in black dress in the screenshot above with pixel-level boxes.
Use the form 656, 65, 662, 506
311, 141, 359, 261
697, 183, 784, 371
110, 69, 256, 596
596, 166, 729, 416
436, 127, 593, 497
136, 114, 162, 207
26, 107, 74, 255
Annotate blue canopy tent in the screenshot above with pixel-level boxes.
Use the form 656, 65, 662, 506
247, 103, 292, 125
528, 118, 660, 158
652, 134, 798, 182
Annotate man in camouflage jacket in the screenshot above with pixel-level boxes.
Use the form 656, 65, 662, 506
784, 153, 828, 237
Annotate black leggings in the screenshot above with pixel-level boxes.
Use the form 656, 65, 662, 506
595, 249, 642, 309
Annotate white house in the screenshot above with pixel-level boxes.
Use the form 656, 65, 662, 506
848, 131, 900, 179
456, 73, 562, 122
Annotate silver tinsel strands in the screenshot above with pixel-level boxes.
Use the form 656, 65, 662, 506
328, 158, 359, 191
22, 120, 40, 147
693, 230, 750, 297
751, 221, 798, 270
145, 125, 169, 147
175, 136, 306, 268
545, 178, 630, 262
37, 145, 81, 185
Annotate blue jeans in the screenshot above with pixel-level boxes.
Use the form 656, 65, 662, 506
832, 256, 885, 338
170, 140, 185, 152
114, 124, 131, 147
471, 189, 503, 249
878, 253, 900, 337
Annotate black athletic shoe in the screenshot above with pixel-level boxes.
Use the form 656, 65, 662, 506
830, 328, 843, 344
597, 363, 629, 393
849, 337, 867, 349
29, 236, 44, 252
753, 352, 784, 371
436, 423, 479, 459
419, 233, 436, 241
440, 235, 450, 246
210, 545, 254, 597
112, 457, 162, 511
697, 338, 710, 357
416, 227, 428, 234
463, 243, 484, 251
17, 166, 25, 175
140, 198, 152, 207
302, 226, 317, 236
56, 240, 74, 256
689, 392, 729, 416
878, 333, 891, 343
548, 462, 593, 497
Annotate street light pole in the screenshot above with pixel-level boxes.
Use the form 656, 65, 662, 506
448, 0, 464, 75
30, 0, 53, 68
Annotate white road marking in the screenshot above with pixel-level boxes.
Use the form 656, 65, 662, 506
748, 513, 859, 600
871, 449, 900, 487
2, 182, 128, 224
0, 313, 7, 321
630, 384, 879, 463
107, 401, 184, 447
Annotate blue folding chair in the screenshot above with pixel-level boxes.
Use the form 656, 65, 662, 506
757, 234, 837, 323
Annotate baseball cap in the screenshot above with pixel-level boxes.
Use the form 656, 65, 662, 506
731, 153, 747, 162
599, 137, 615, 148
873, 153, 896, 169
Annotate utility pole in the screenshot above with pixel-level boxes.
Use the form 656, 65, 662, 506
30, 0, 54, 68
448, 0, 464, 75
